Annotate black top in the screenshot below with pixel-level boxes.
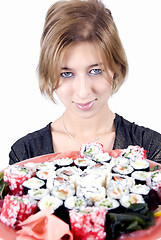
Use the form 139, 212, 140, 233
9, 114, 161, 164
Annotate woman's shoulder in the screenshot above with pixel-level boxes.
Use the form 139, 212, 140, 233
115, 113, 160, 134
114, 114, 161, 162
13, 123, 52, 145
9, 123, 53, 164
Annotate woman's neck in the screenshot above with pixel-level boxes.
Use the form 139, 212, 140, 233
62, 107, 115, 144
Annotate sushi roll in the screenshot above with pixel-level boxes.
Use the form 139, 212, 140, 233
75, 170, 106, 187
64, 196, 87, 210
107, 174, 135, 188
36, 161, 56, 171
88, 162, 112, 173
24, 162, 37, 173
130, 184, 150, 196
130, 184, 151, 205
3, 165, 34, 195
93, 152, 111, 163
131, 171, 148, 185
130, 159, 149, 171
46, 176, 68, 191
122, 145, 147, 161
69, 206, 107, 240
111, 156, 130, 166
28, 188, 50, 200
112, 164, 134, 176
38, 194, 63, 211
76, 185, 106, 205
148, 170, 161, 203
0, 194, 38, 227
51, 182, 75, 200
94, 197, 120, 213
36, 169, 56, 181
74, 157, 93, 171
22, 177, 45, 194
54, 157, 74, 169
106, 182, 129, 199
56, 166, 82, 181
120, 193, 145, 209
151, 170, 161, 184
80, 142, 104, 160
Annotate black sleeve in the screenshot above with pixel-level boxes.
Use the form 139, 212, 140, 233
145, 131, 161, 162
9, 140, 30, 164
114, 114, 161, 163
130, 120, 161, 162
9, 124, 54, 165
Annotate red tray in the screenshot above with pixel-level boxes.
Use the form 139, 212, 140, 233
0, 152, 161, 240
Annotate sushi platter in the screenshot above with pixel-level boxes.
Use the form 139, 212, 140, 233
0, 144, 161, 239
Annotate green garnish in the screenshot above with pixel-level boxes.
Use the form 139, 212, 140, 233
124, 150, 132, 158
0, 171, 9, 199
13, 197, 24, 203
75, 199, 83, 207
150, 165, 161, 172
106, 203, 155, 240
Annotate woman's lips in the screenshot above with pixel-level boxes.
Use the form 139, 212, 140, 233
74, 100, 95, 110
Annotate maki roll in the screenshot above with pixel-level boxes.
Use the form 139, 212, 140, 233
54, 157, 74, 169
120, 193, 145, 209
93, 152, 111, 163
36, 169, 56, 182
106, 182, 129, 199
36, 161, 56, 171
46, 176, 68, 191
130, 184, 150, 196
75, 169, 106, 187
112, 164, 134, 176
94, 197, 120, 213
64, 196, 87, 210
76, 185, 106, 206
107, 174, 135, 188
69, 206, 107, 240
151, 170, 161, 184
22, 177, 45, 194
3, 165, 34, 195
122, 145, 147, 161
24, 162, 37, 173
148, 170, 161, 203
111, 156, 130, 166
28, 188, 50, 200
80, 142, 104, 160
51, 182, 75, 200
74, 157, 93, 170
130, 184, 151, 205
38, 194, 63, 211
130, 159, 149, 171
0, 194, 37, 227
131, 171, 148, 185
56, 166, 82, 181
88, 162, 112, 173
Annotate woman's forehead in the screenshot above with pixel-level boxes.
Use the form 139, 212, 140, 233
60, 42, 103, 68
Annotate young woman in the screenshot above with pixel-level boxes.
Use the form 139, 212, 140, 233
9, 0, 161, 164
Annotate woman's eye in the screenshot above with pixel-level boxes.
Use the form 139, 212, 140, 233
60, 72, 74, 78
89, 69, 102, 76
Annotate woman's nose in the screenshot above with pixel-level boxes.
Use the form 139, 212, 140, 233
74, 74, 92, 98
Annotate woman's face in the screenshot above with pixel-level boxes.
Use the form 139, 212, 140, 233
56, 41, 114, 119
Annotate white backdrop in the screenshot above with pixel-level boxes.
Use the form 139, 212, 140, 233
0, 0, 161, 170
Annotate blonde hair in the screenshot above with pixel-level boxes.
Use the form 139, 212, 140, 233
38, 0, 128, 102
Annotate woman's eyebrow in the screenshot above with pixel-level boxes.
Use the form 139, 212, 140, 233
61, 67, 72, 70
61, 63, 103, 70
89, 63, 103, 68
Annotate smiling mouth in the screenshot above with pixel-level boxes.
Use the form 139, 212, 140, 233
74, 99, 96, 111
